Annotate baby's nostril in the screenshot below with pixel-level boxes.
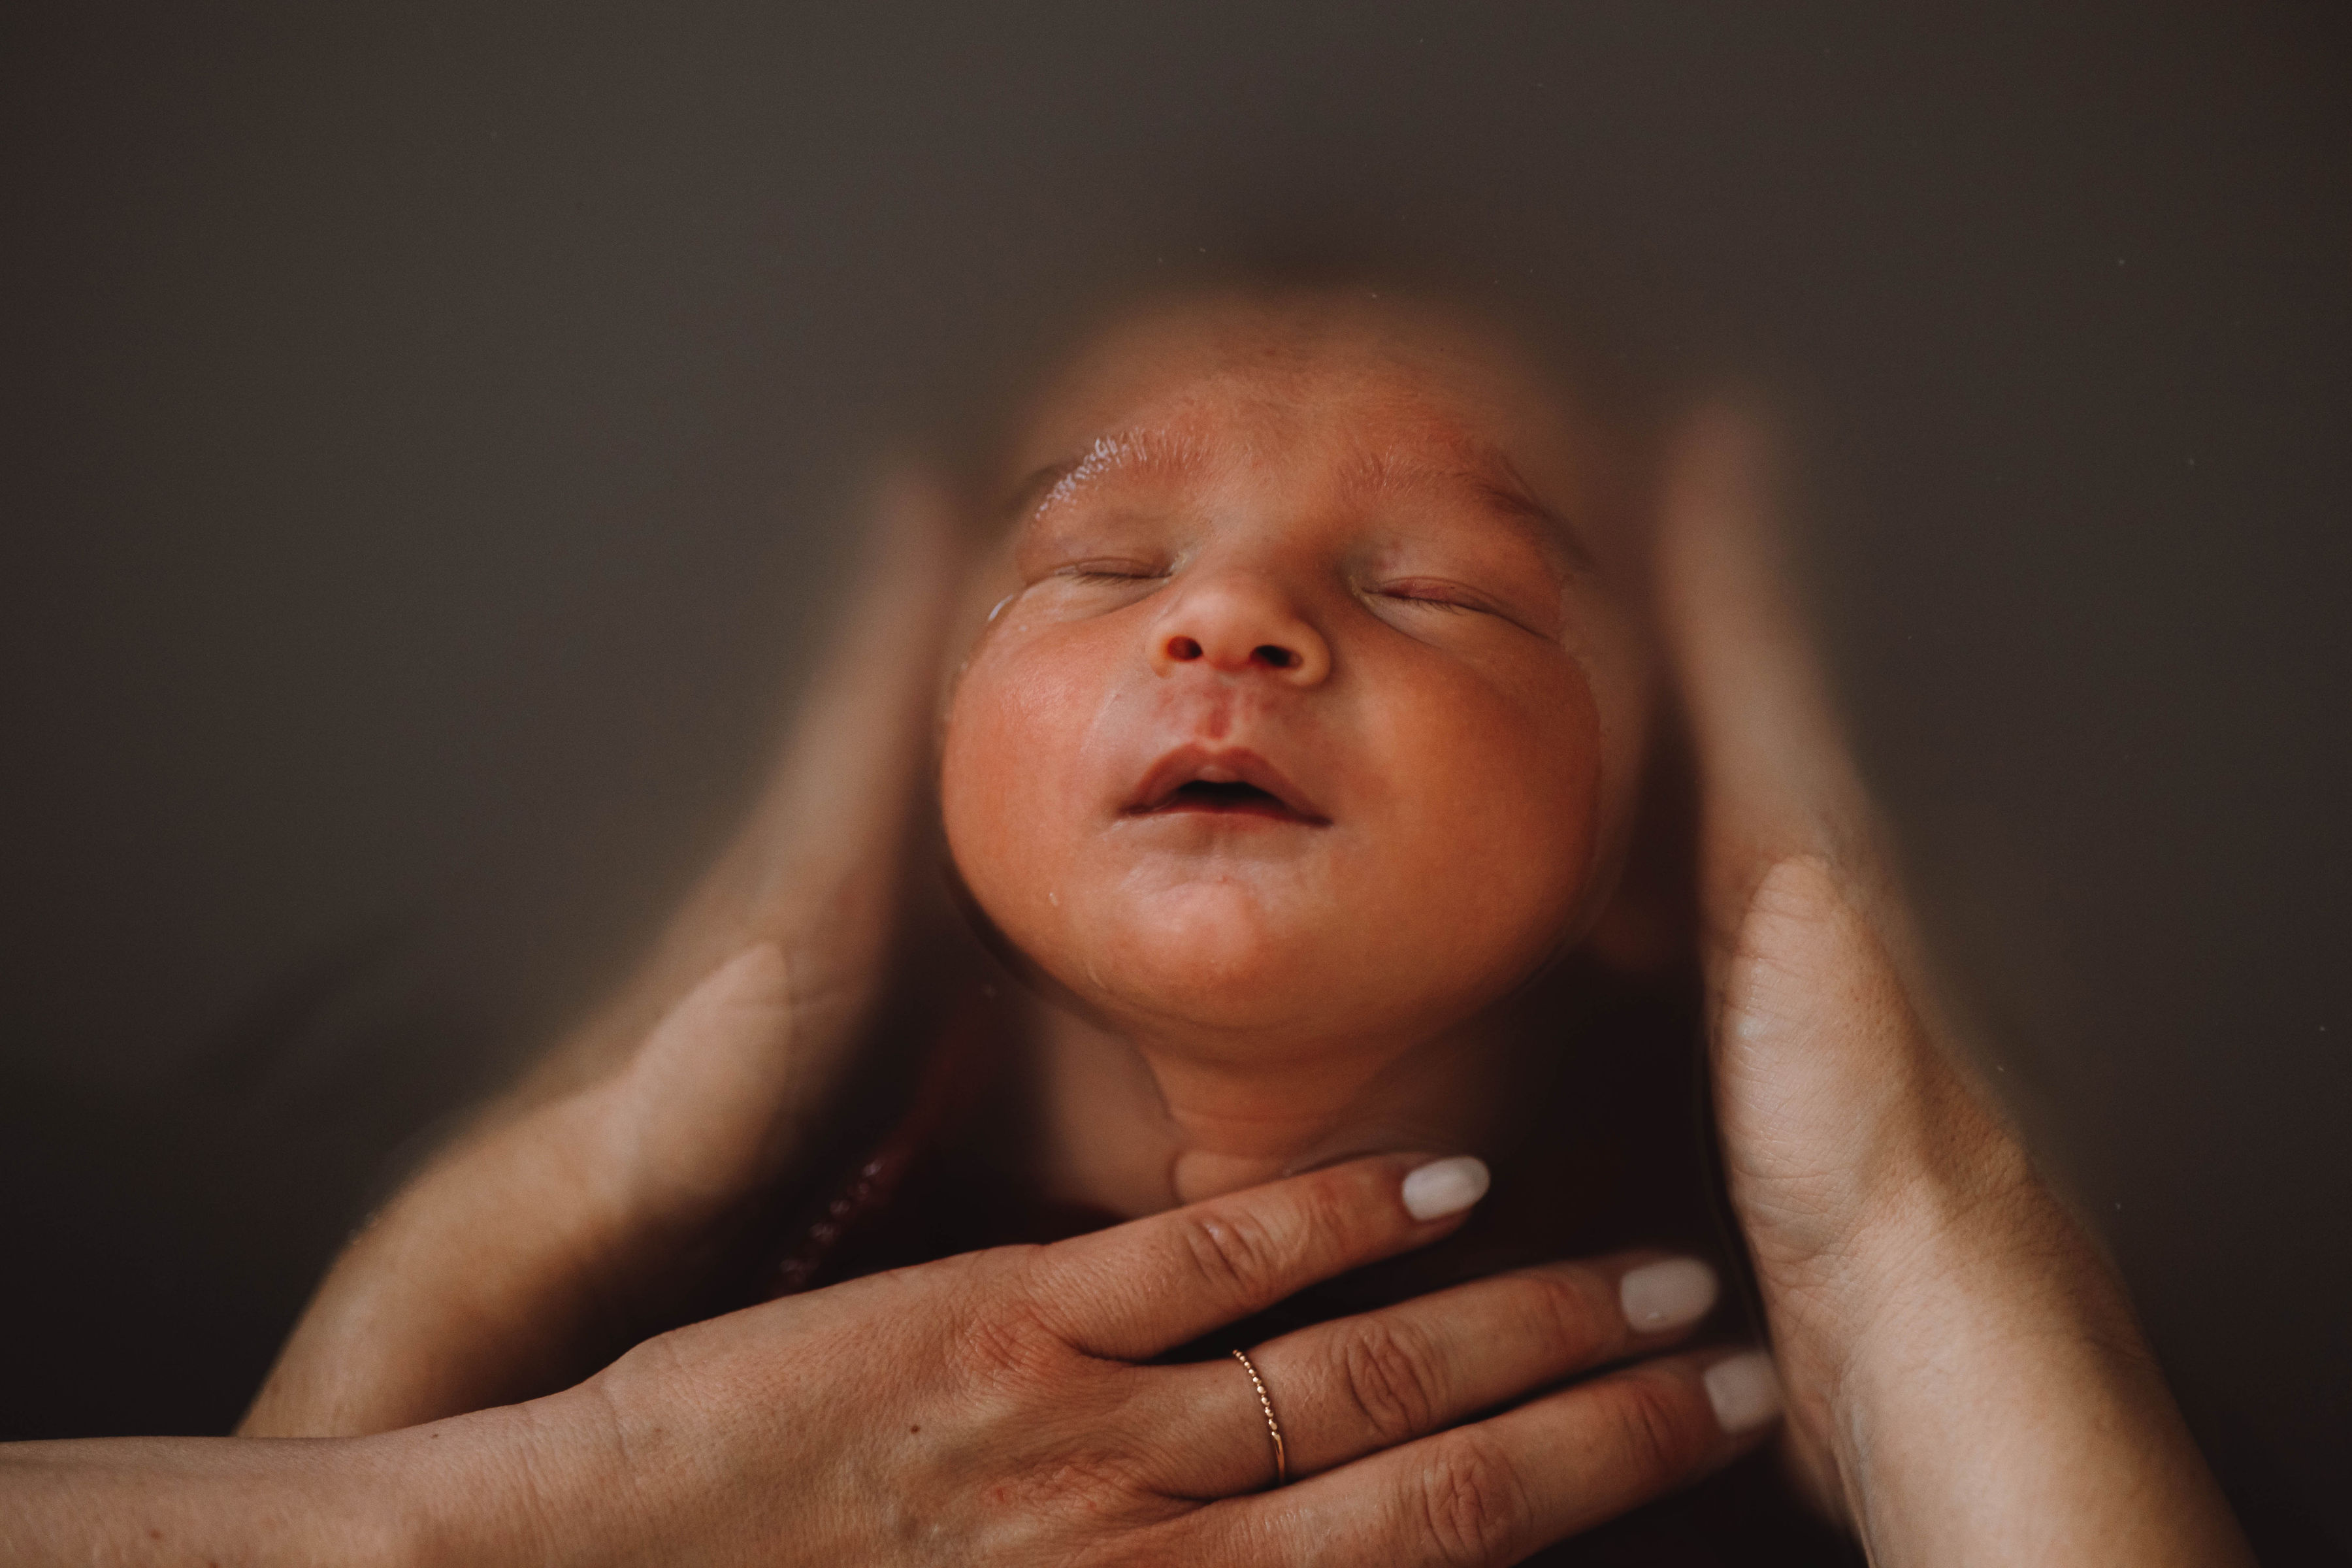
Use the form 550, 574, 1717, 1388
1168, 636, 1203, 661
1255, 645, 1298, 669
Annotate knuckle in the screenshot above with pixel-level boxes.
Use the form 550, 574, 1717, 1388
1336, 1318, 1445, 1445
1179, 1204, 1292, 1305
1069, 1513, 1214, 1568
1600, 1372, 1708, 1491
1006, 1443, 1161, 1512
1512, 1268, 1614, 1364
1301, 1162, 1382, 1245
1414, 1429, 1533, 1568
947, 1294, 1068, 1387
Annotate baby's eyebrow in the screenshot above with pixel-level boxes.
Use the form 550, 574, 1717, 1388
1002, 458, 1081, 523
1344, 441, 1596, 572
1000, 430, 1205, 524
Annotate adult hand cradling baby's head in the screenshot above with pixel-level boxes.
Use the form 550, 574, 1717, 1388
941, 287, 1657, 1081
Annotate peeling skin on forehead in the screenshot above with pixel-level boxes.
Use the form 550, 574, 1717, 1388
1013, 427, 1211, 529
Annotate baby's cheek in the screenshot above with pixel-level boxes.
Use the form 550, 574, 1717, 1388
941, 640, 1092, 939
1381, 660, 1605, 949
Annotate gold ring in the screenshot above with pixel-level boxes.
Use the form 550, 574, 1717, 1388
1230, 1347, 1288, 1487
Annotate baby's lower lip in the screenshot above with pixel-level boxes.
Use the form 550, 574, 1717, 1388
1143, 797, 1320, 823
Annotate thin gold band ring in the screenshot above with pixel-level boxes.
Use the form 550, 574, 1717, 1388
1230, 1347, 1288, 1487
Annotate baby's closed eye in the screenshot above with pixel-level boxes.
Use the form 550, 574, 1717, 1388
1361, 576, 1562, 643
1369, 577, 1502, 613
1060, 559, 1170, 585
1358, 527, 1568, 639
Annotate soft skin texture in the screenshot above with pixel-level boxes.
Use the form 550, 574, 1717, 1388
941, 293, 1654, 1201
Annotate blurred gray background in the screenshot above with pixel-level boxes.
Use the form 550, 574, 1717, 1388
3, 3, 2345, 1558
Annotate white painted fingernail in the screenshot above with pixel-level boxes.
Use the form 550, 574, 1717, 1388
1703, 1352, 1782, 1435
1401, 1156, 1490, 1221
1619, 1258, 1718, 1332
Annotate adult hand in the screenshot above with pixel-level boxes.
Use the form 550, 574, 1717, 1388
8, 1156, 1774, 1567
1658, 406, 2253, 1564
244, 477, 968, 1437
506, 1153, 1776, 1565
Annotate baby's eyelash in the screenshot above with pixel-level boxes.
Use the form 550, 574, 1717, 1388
1059, 562, 1166, 584
1372, 580, 1556, 640
1375, 583, 1490, 614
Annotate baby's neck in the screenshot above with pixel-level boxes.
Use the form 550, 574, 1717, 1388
1023, 998, 1522, 1215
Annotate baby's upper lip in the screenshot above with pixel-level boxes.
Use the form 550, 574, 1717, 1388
1124, 744, 1329, 822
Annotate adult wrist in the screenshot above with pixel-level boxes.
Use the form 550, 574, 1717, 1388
1771, 1059, 2053, 1341
1818, 1153, 2151, 1463
1826, 1138, 2086, 1358
1816, 1184, 2247, 1567
375, 1394, 642, 1568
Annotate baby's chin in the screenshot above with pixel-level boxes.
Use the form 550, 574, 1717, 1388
1028, 879, 1503, 1060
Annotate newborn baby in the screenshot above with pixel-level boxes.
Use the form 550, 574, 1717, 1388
939, 286, 1662, 1214
771, 282, 1842, 1563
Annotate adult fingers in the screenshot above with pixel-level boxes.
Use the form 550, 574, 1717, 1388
1184, 1347, 1782, 1568
730, 474, 966, 947
592, 941, 809, 1226
1660, 404, 1989, 1094
1139, 1252, 1722, 1497
1653, 404, 1889, 956
536, 476, 968, 1094
1657, 402, 1991, 1526
1027, 1154, 1492, 1362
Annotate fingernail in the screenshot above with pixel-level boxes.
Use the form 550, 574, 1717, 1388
1703, 1352, 1782, 1435
1619, 1258, 1718, 1332
1401, 1156, 1490, 1221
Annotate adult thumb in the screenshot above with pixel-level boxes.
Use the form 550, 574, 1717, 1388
597, 942, 814, 1229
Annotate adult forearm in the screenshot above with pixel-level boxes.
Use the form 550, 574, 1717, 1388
246, 941, 856, 1441
242, 1101, 625, 1437
0, 1414, 570, 1567
1828, 1194, 2252, 1567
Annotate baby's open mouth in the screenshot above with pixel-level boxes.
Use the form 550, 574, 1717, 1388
1125, 747, 1330, 825
1164, 779, 1293, 815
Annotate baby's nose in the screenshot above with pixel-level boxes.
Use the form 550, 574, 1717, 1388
1151, 578, 1331, 686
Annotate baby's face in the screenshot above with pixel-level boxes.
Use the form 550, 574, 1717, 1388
942, 293, 1651, 1063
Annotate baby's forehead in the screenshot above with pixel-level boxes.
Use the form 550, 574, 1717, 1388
1004, 293, 1571, 467
992, 289, 1631, 563
1005, 409, 1579, 570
